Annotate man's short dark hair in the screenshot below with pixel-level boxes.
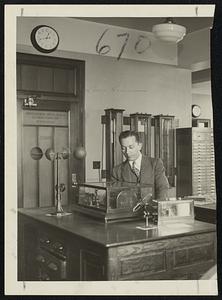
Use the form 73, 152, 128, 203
119, 130, 140, 144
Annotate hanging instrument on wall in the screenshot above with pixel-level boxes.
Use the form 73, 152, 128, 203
101, 108, 125, 180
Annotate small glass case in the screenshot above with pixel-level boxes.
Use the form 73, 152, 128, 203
73, 182, 153, 222
158, 199, 194, 226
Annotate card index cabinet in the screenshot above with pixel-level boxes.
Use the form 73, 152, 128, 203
176, 128, 216, 198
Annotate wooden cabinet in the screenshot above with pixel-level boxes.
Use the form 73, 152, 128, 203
80, 249, 106, 280
176, 128, 216, 198
18, 213, 106, 281
18, 215, 39, 280
18, 208, 217, 281
107, 233, 216, 280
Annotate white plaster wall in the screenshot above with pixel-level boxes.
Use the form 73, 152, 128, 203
192, 93, 213, 123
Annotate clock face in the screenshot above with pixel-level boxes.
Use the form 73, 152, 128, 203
192, 105, 201, 118
31, 25, 59, 53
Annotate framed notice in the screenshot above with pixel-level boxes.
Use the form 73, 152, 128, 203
23, 110, 68, 127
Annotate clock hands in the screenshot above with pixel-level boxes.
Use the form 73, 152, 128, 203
45, 33, 50, 40
39, 33, 51, 41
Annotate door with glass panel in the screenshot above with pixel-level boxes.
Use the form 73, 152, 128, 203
19, 105, 71, 208
17, 100, 83, 208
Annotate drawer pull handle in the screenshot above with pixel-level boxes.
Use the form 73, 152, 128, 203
48, 262, 58, 271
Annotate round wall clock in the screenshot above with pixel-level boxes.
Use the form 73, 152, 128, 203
192, 104, 201, 118
30, 25, 59, 53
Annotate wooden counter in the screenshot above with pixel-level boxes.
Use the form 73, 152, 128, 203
18, 207, 217, 281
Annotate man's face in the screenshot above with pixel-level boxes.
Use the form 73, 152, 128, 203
120, 136, 142, 161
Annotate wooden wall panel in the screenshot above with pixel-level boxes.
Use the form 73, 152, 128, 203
21, 65, 38, 91
16, 64, 22, 90
120, 250, 166, 276
53, 68, 69, 94
80, 249, 105, 280
38, 67, 53, 92
67, 69, 77, 95
38, 127, 54, 207
70, 102, 85, 182
23, 127, 38, 208
17, 101, 23, 207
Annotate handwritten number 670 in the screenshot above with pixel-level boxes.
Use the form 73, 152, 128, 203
96, 29, 151, 60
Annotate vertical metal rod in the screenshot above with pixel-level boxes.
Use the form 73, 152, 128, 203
56, 152, 59, 211
52, 127, 55, 206
37, 126, 40, 208
101, 124, 104, 171
56, 153, 59, 195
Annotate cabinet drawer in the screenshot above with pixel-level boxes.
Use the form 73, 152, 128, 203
36, 248, 67, 280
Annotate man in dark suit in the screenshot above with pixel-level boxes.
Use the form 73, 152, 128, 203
112, 130, 169, 200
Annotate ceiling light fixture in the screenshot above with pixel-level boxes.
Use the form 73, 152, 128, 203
152, 18, 186, 43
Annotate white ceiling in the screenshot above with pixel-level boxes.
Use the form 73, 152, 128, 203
76, 17, 213, 34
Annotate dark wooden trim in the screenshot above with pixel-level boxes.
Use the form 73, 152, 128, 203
17, 100, 23, 208
18, 97, 72, 112
17, 90, 79, 101
17, 52, 84, 69
17, 52, 85, 102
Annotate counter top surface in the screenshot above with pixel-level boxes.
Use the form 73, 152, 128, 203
18, 207, 216, 247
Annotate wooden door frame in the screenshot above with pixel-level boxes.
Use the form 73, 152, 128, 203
17, 53, 85, 208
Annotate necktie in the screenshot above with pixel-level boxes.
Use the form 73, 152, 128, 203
132, 161, 140, 177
